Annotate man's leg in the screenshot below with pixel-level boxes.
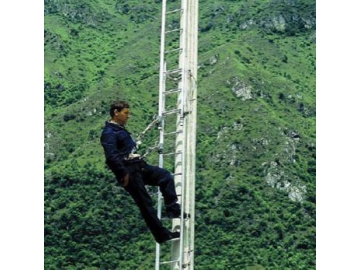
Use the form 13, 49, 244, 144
124, 168, 171, 243
141, 163, 181, 217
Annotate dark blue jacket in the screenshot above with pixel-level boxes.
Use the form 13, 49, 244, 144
100, 121, 137, 178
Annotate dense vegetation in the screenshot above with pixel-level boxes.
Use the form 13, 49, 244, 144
44, 0, 316, 269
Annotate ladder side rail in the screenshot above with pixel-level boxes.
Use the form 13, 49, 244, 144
158, 0, 167, 124
179, 122, 187, 269
183, 77, 196, 269
156, 67, 166, 267
155, 0, 168, 268
179, 0, 188, 121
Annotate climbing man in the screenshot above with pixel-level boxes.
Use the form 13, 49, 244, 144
100, 100, 181, 244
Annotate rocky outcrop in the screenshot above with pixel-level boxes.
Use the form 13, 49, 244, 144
44, 0, 104, 27
227, 77, 253, 101
264, 161, 307, 203
262, 128, 306, 202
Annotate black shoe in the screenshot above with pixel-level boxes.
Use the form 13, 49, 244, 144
166, 211, 190, 219
158, 231, 180, 244
165, 210, 180, 219
165, 203, 181, 217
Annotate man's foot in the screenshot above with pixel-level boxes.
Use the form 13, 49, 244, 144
165, 209, 180, 219
166, 210, 190, 219
165, 203, 180, 216
157, 231, 180, 244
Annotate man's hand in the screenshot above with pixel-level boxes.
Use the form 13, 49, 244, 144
122, 173, 130, 187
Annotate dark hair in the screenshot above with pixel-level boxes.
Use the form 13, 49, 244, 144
109, 100, 130, 117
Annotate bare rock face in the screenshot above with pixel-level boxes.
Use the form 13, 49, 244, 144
44, 0, 99, 26
264, 161, 307, 203
262, 128, 307, 203
271, 14, 286, 32
227, 77, 253, 101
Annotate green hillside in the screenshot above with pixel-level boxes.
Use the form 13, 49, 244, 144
44, 0, 316, 269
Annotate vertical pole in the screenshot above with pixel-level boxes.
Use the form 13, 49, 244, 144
171, 0, 198, 269
156, 0, 167, 269
186, 1, 197, 269
171, 0, 187, 267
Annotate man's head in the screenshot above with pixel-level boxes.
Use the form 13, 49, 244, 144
109, 100, 130, 126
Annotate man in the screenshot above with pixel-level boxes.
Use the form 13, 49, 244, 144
100, 100, 181, 244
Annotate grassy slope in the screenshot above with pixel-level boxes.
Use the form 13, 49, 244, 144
45, 0, 315, 269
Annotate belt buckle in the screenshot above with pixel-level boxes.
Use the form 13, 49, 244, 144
127, 153, 141, 160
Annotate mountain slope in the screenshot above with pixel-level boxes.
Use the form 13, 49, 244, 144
44, 0, 316, 269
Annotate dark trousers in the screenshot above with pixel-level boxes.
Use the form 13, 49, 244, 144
120, 159, 180, 243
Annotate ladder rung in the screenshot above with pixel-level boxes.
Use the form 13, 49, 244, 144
165, 68, 182, 75
160, 259, 180, 265
165, 47, 183, 54
165, 130, 183, 136
161, 212, 190, 220
166, 8, 183, 14
164, 88, 182, 95
165, 28, 183, 34
163, 151, 182, 156
159, 193, 181, 200
162, 109, 181, 115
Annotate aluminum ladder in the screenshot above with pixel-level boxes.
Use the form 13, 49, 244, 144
155, 0, 198, 269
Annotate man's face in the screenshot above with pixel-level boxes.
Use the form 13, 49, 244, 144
115, 108, 130, 125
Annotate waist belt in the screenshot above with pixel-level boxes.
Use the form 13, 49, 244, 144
124, 153, 141, 160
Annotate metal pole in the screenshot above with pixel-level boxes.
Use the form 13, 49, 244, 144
171, 0, 198, 269
186, 1, 198, 268
155, 0, 168, 268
